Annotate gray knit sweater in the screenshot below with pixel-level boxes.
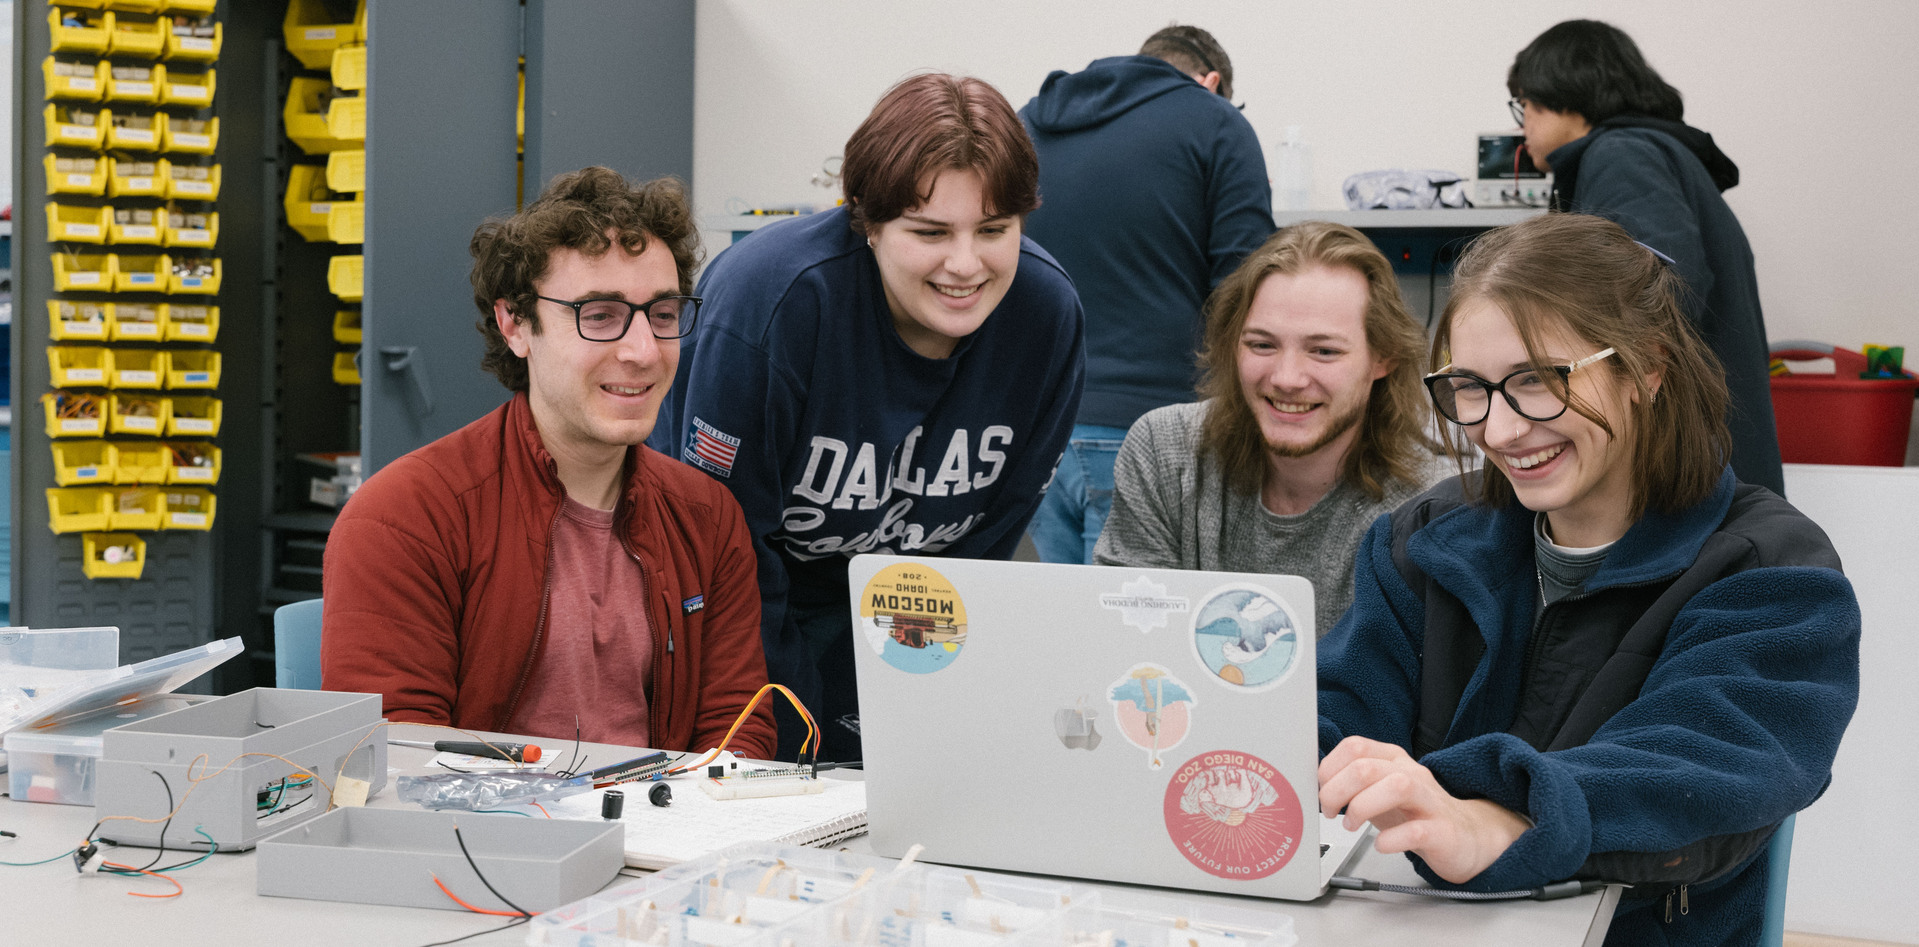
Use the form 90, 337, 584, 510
1093, 400, 1452, 635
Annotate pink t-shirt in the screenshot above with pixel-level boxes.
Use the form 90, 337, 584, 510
509, 497, 653, 746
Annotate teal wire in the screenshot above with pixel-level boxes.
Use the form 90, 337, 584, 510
0, 847, 78, 867
149, 827, 218, 872
468, 809, 533, 817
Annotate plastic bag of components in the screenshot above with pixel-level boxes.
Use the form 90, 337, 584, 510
396, 771, 595, 810
1342, 170, 1472, 210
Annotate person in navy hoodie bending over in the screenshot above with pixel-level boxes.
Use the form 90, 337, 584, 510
1317, 214, 1858, 946
652, 74, 1084, 762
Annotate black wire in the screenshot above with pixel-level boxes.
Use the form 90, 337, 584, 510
416, 915, 530, 947
452, 824, 532, 919
132, 770, 174, 872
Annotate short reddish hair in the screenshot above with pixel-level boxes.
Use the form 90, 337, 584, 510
840, 73, 1039, 233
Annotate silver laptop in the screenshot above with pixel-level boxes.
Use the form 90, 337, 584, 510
848, 554, 1369, 901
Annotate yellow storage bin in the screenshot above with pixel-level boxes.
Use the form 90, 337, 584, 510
109, 206, 165, 245
107, 13, 167, 58
105, 111, 163, 151
161, 18, 220, 62
48, 8, 112, 55
163, 208, 218, 248
109, 303, 166, 343
284, 77, 349, 155
162, 488, 216, 530
283, 163, 336, 241
108, 157, 169, 197
325, 94, 365, 143
162, 114, 216, 154
48, 300, 111, 341
169, 257, 220, 294
44, 104, 107, 150
109, 0, 166, 13
43, 57, 105, 100
165, 443, 221, 484
111, 441, 168, 483
43, 392, 107, 438
47, 202, 111, 242
52, 441, 115, 486
165, 350, 220, 389
327, 200, 364, 244
332, 308, 362, 344
325, 149, 364, 193
163, 0, 218, 14
328, 254, 363, 302
104, 63, 161, 103
332, 350, 361, 385
284, 0, 362, 70
45, 155, 107, 196
113, 252, 169, 292
108, 393, 168, 436
57, 0, 110, 9
52, 250, 115, 290
166, 162, 219, 200
164, 304, 218, 342
109, 348, 164, 388
109, 486, 165, 531
160, 65, 213, 106
331, 43, 366, 91
164, 395, 220, 436
81, 533, 148, 581
48, 488, 114, 534
49, 346, 111, 388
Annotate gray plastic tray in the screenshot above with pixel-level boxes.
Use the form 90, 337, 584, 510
256, 807, 623, 913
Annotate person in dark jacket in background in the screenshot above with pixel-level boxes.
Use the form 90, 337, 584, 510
1020, 24, 1275, 563
1318, 214, 1858, 947
1507, 19, 1785, 496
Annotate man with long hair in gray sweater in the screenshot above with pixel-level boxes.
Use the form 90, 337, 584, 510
1094, 222, 1448, 635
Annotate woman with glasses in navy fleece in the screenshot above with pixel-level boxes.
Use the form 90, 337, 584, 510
1316, 213, 1858, 947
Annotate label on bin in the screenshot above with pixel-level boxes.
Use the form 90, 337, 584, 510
310, 202, 332, 214
168, 85, 207, 102
179, 37, 213, 52
65, 223, 102, 238
67, 173, 95, 186
67, 272, 102, 285
69, 77, 98, 91
114, 81, 153, 97
169, 513, 207, 528
304, 27, 338, 40
120, 371, 159, 385
123, 417, 158, 432
174, 418, 213, 433
181, 371, 210, 384
173, 133, 210, 150
77, 465, 100, 478
180, 278, 204, 289
175, 323, 210, 338
61, 127, 96, 141
125, 177, 154, 190
117, 129, 155, 143
177, 467, 213, 481
175, 180, 212, 196
120, 225, 158, 241
66, 368, 105, 383
129, 274, 157, 286
119, 324, 160, 338
176, 229, 211, 244
61, 419, 100, 433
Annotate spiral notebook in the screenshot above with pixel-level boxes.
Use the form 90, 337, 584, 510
544, 776, 868, 870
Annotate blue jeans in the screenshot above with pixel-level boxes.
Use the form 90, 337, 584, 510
1029, 424, 1129, 564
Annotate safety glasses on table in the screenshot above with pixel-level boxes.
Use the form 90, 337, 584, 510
1424, 347, 1617, 425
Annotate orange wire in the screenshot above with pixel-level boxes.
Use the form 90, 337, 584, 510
530, 801, 551, 819
668, 683, 818, 776
431, 874, 524, 917
101, 862, 183, 899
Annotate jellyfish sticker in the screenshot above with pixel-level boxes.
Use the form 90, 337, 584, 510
1107, 664, 1195, 769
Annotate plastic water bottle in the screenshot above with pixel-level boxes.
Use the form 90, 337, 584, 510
1274, 125, 1313, 211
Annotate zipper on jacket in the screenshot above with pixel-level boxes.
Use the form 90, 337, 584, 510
1518, 575, 1672, 710
499, 508, 564, 729
1662, 883, 1691, 923
620, 535, 669, 741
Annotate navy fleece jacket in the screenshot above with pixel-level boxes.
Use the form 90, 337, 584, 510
1021, 55, 1273, 429
1319, 470, 1858, 946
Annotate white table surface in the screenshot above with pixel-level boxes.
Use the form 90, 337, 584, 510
1, 723, 1616, 945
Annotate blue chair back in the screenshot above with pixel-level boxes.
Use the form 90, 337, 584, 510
1760, 812, 1797, 947
274, 598, 326, 690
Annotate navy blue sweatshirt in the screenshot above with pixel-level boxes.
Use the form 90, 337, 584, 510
1021, 55, 1273, 429
651, 207, 1084, 702
1548, 118, 1785, 497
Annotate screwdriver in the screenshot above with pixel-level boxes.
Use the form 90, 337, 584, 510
389, 739, 542, 763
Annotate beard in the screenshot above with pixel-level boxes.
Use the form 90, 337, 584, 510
1259, 393, 1369, 460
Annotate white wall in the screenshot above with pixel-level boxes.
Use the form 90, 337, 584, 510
693, 0, 1919, 350
1781, 464, 1919, 943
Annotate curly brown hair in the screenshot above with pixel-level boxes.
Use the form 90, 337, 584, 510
470, 167, 703, 391
1195, 221, 1435, 501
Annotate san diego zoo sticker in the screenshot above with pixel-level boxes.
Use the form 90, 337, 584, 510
1163, 750, 1304, 880
1190, 585, 1301, 691
858, 562, 968, 674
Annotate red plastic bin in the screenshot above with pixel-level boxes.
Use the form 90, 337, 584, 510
1770, 344, 1917, 467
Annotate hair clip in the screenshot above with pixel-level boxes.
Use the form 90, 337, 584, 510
1633, 240, 1676, 268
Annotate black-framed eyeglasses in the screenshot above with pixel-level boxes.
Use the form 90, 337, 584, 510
1508, 97, 1527, 127
536, 294, 701, 342
1424, 347, 1616, 425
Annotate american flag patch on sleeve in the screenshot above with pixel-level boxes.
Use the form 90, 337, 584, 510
685, 417, 741, 478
